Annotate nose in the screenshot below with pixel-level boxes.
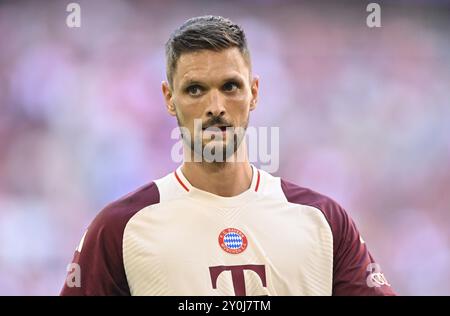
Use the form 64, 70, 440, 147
205, 90, 226, 118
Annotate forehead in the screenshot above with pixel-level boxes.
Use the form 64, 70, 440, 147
173, 47, 250, 87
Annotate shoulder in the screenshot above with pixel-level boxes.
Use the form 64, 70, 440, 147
280, 178, 348, 225
87, 182, 160, 243
279, 178, 355, 253
61, 182, 160, 296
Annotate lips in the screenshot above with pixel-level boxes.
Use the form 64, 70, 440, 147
202, 125, 232, 131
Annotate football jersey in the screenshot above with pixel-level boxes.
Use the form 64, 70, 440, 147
60, 164, 394, 296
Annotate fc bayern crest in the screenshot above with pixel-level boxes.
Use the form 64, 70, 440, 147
218, 228, 248, 254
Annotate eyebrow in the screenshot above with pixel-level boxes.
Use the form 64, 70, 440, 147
181, 75, 244, 89
181, 79, 204, 89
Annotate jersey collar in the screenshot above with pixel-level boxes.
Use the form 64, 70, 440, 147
173, 164, 261, 208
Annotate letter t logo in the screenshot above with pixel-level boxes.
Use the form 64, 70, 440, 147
209, 265, 266, 296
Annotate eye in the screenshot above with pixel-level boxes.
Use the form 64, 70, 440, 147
186, 85, 203, 96
223, 81, 239, 92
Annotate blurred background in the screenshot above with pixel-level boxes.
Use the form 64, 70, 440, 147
0, 0, 449, 295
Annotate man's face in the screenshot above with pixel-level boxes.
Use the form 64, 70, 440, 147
162, 47, 259, 161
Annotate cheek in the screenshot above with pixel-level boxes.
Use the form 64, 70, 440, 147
228, 94, 251, 114
175, 104, 205, 133
177, 98, 205, 120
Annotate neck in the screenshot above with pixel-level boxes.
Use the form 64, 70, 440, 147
181, 161, 253, 197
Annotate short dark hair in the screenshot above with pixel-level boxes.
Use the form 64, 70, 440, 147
165, 15, 250, 87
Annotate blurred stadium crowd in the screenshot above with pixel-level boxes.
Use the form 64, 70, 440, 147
0, 0, 449, 295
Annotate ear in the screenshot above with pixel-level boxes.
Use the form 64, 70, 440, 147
249, 75, 259, 111
162, 81, 177, 116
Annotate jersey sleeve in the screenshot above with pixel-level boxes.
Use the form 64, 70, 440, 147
321, 200, 395, 295
281, 179, 395, 296
60, 182, 160, 296
60, 207, 130, 296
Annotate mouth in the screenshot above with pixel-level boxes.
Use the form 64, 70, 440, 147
202, 125, 232, 132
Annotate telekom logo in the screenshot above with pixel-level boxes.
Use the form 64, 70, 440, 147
209, 265, 267, 296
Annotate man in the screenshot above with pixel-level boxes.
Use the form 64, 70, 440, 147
61, 15, 394, 296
